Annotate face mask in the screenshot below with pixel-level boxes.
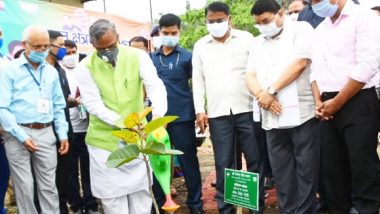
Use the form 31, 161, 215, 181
29, 50, 49, 63
312, 0, 340, 18
97, 47, 119, 63
56, 47, 67, 60
62, 54, 79, 69
152, 36, 162, 49
0, 38, 3, 49
256, 15, 283, 38
289, 13, 299, 22
161, 36, 179, 47
207, 20, 229, 38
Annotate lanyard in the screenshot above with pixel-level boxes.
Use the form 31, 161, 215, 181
25, 65, 42, 90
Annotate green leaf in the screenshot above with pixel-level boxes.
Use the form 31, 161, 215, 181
106, 144, 140, 168
124, 113, 140, 128
140, 142, 166, 155
111, 130, 140, 144
144, 116, 178, 134
163, 149, 184, 155
138, 107, 153, 121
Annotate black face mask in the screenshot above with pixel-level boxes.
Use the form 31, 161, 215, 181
97, 47, 119, 64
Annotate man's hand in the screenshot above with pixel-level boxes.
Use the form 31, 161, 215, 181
257, 91, 277, 110
314, 99, 325, 120
24, 138, 38, 152
59, 140, 69, 155
196, 113, 208, 134
268, 100, 282, 115
321, 98, 344, 119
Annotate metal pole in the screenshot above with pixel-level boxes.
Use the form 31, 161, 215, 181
149, 0, 153, 22
103, 0, 106, 13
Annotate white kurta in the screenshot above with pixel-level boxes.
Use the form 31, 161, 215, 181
76, 49, 167, 199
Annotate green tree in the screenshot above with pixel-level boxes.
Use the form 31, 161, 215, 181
179, 0, 259, 50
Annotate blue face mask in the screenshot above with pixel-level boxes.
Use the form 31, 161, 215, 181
29, 50, 49, 63
55, 47, 67, 60
161, 36, 179, 47
0, 38, 3, 49
312, 0, 340, 18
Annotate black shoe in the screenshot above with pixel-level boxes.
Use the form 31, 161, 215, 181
190, 208, 205, 214
211, 181, 216, 188
264, 177, 275, 190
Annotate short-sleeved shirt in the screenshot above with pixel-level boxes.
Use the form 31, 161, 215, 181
247, 19, 315, 130
151, 46, 195, 123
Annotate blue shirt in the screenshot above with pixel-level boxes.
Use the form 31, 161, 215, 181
151, 46, 195, 122
298, 5, 325, 29
0, 54, 68, 143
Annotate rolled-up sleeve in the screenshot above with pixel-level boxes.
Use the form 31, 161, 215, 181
349, 12, 380, 83
192, 42, 206, 114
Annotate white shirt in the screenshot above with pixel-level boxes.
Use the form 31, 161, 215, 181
247, 19, 315, 130
63, 65, 88, 133
192, 29, 254, 118
76, 48, 167, 198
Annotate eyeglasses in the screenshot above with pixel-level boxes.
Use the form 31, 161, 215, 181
26, 41, 50, 51
50, 44, 64, 49
206, 18, 228, 24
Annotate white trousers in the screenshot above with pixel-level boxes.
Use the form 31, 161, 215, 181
101, 189, 152, 214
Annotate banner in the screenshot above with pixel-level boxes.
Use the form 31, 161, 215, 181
0, 0, 151, 59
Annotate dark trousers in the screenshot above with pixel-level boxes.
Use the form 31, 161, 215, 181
56, 141, 71, 214
319, 88, 380, 213
153, 121, 203, 210
68, 132, 98, 212
208, 112, 264, 214
254, 122, 272, 178
0, 143, 9, 214
266, 118, 319, 214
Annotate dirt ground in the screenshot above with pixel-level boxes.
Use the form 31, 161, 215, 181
5, 138, 380, 214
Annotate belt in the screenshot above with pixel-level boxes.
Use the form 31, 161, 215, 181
321, 87, 375, 102
19, 122, 52, 129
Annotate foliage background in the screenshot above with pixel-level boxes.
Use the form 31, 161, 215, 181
179, 0, 260, 50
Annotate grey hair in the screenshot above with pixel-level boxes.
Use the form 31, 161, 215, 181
89, 19, 117, 43
22, 25, 48, 42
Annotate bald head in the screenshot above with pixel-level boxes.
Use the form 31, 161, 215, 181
22, 25, 49, 42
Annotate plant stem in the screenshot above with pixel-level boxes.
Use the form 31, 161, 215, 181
143, 154, 160, 214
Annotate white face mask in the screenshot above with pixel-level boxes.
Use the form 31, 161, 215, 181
255, 15, 283, 39
289, 12, 299, 22
152, 36, 162, 49
207, 20, 229, 38
62, 54, 79, 69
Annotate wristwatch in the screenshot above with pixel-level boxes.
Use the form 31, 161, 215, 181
267, 86, 278, 96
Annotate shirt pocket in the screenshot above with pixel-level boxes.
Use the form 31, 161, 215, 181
231, 51, 248, 69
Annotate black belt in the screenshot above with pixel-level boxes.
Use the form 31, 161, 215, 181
19, 122, 52, 129
321, 87, 375, 102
